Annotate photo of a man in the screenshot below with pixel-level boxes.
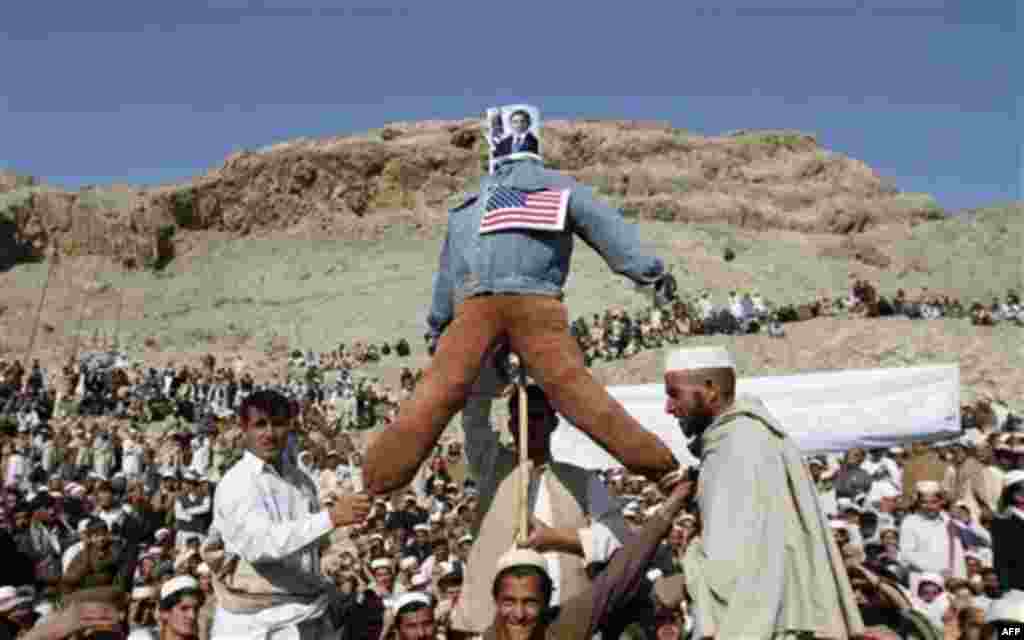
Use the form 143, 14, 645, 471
492, 108, 539, 157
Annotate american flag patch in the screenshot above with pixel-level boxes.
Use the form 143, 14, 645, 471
478, 187, 569, 234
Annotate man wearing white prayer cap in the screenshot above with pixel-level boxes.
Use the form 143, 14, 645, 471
664, 345, 864, 639
129, 585, 159, 631
159, 575, 204, 640
898, 479, 991, 582
384, 591, 435, 640
370, 558, 397, 609
478, 475, 692, 640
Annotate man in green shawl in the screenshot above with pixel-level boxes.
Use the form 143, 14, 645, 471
664, 346, 864, 639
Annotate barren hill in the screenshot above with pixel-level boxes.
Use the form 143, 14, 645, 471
2, 119, 946, 267
0, 118, 1021, 409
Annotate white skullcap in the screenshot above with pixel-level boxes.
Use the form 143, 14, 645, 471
496, 547, 548, 575
0, 586, 32, 613
196, 563, 211, 576
393, 591, 432, 613
131, 586, 157, 601
1004, 470, 1024, 490
399, 556, 419, 571
33, 601, 54, 618
836, 498, 863, 514
370, 558, 393, 571
976, 548, 994, 567
665, 346, 735, 373
875, 513, 896, 528
916, 480, 942, 495
986, 589, 1024, 624
868, 483, 901, 503
160, 575, 200, 601
413, 524, 430, 532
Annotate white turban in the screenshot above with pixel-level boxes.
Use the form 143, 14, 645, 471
665, 346, 735, 372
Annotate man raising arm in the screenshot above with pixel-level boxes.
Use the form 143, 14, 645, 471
210, 389, 371, 640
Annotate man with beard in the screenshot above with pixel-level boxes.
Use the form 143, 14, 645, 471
898, 481, 990, 580
664, 346, 864, 639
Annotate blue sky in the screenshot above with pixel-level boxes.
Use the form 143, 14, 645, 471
1, 1, 1019, 212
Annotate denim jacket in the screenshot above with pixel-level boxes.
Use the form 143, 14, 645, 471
426, 159, 665, 337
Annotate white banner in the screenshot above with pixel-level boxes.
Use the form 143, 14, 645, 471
549, 364, 962, 469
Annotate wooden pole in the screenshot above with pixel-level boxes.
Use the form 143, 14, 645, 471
517, 364, 530, 546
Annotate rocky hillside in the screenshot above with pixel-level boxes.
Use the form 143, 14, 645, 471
1, 118, 947, 271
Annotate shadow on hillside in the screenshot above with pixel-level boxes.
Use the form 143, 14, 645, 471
0, 220, 41, 271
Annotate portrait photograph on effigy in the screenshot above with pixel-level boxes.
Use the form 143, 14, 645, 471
485, 104, 542, 173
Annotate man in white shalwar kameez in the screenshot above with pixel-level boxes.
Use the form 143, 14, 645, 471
664, 346, 864, 639
122, 433, 145, 479
898, 480, 991, 581
190, 432, 212, 478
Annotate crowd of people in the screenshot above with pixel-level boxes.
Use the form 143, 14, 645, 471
2, 120, 1024, 639
2, 340, 1024, 639
1, 278, 1019, 445
570, 283, 1024, 365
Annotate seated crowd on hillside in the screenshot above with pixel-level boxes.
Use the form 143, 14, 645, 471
573, 283, 1023, 364
0, 281, 1023, 640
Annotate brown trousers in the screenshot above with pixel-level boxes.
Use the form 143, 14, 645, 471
365, 294, 678, 494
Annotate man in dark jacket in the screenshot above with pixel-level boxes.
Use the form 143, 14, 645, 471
833, 448, 875, 501
991, 471, 1024, 592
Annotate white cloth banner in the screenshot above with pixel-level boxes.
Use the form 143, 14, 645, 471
550, 364, 962, 469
